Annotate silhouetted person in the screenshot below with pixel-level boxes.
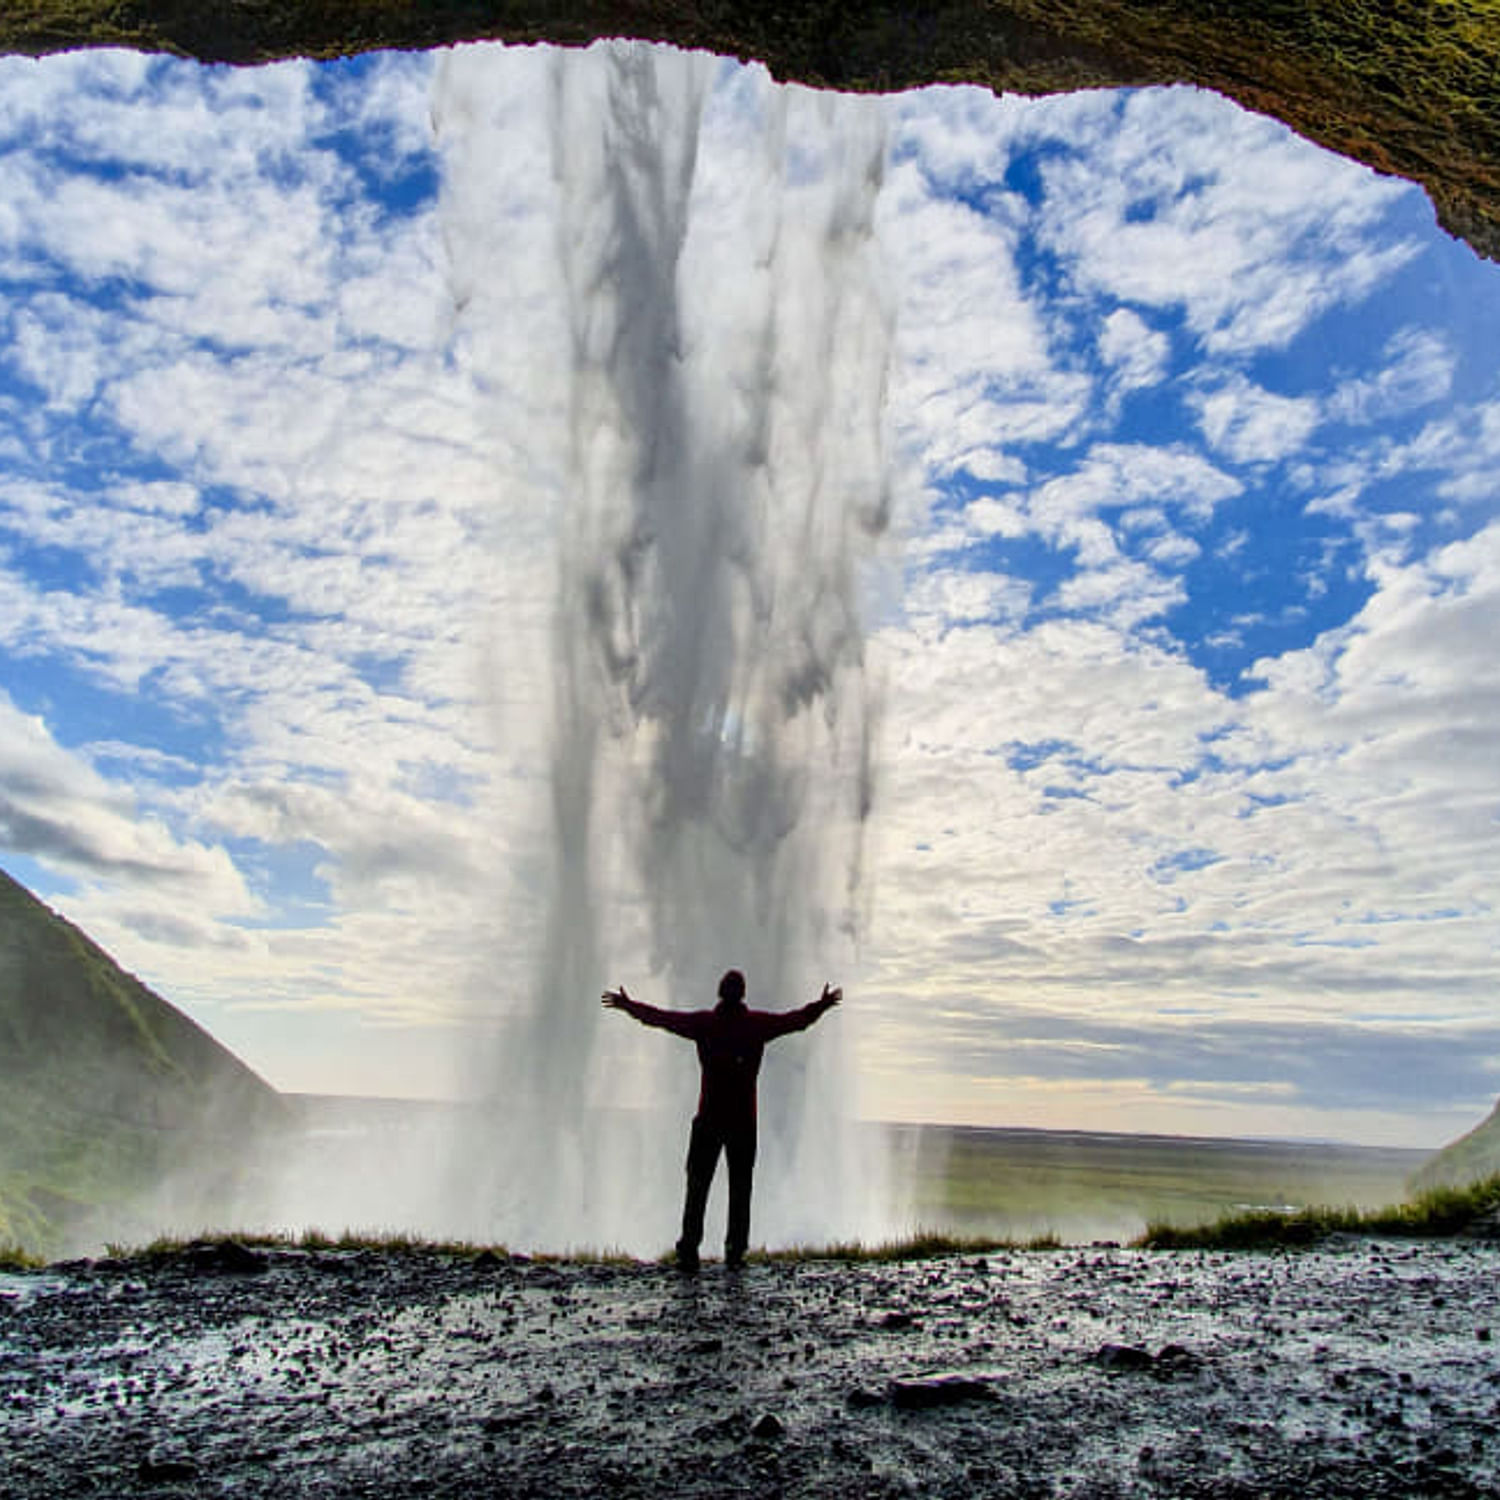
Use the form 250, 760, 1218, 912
602, 969, 841, 1271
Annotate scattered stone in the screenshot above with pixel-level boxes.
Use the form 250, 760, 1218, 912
183, 1241, 267, 1275
692, 1411, 749, 1442
888, 1372, 996, 1409
472, 1249, 506, 1271
1093, 1343, 1155, 1372
878, 1310, 917, 1330
6, 1238, 1500, 1496
139, 1455, 198, 1483
1464, 1208, 1500, 1241
1154, 1343, 1204, 1376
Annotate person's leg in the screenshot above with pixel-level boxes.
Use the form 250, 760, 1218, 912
723, 1122, 757, 1268
677, 1115, 720, 1270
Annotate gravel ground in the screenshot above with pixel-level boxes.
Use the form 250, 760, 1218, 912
3, 1238, 1499, 1498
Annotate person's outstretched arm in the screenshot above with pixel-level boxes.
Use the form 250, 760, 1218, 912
761, 982, 842, 1039
601, 985, 703, 1039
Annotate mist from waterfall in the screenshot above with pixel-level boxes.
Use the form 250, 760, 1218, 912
435, 42, 899, 1255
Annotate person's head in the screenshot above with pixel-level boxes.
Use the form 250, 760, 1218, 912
716, 968, 747, 1010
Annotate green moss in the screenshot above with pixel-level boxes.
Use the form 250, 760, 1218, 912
0, 3, 1494, 258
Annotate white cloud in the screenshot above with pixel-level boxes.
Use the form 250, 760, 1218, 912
1382, 397, 1500, 507
1098, 307, 1170, 392
1035, 87, 1418, 356
1032, 442, 1242, 524
963, 493, 1027, 537
904, 567, 1031, 627
1193, 375, 1322, 464
1327, 327, 1455, 426
0, 689, 254, 910
878, 147, 1091, 485
953, 449, 1027, 485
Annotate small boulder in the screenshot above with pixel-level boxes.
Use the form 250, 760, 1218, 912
183, 1240, 267, 1275
1153, 1343, 1202, 1376
1092, 1343, 1154, 1372
888, 1372, 996, 1409
139, 1455, 198, 1483
1466, 1207, 1500, 1240
751, 1411, 784, 1440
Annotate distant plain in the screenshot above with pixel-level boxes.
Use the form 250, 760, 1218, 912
279, 1096, 1428, 1253
892, 1121, 1425, 1246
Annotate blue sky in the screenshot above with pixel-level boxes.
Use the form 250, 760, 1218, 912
2, 44, 1499, 1148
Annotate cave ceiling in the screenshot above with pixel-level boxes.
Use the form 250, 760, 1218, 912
2, 2, 1496, 261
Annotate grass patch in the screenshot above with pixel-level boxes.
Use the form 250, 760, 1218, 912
37, 1182, 1500, 1268
103, 1229, 651, 1267
1136, 1173, 1500, 1250
103, 1228, 501, 1260
748, 1227, 1063, 1263
96, 1226, 1064, 1268
0, 1240, 46, 1271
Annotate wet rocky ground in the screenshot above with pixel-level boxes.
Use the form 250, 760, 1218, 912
2, 1237, 1498, 1498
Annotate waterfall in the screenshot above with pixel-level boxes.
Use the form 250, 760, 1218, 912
437, 41, 896, 1254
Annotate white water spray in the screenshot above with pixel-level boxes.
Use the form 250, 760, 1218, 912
438, 42, 897, 1253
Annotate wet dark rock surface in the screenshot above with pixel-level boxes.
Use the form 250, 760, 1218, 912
3, 1240, 1499, 1497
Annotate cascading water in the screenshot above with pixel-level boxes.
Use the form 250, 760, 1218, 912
437, 42, 897, 1254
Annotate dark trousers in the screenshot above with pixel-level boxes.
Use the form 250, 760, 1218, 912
678, 1113, 757, 1261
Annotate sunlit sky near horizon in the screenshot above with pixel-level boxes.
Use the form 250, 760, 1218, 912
2, 42, 1499, 1149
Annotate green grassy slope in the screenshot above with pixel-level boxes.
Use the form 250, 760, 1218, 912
1409, 1098, 1500, 1193
0, 869, 285, 1257
0, 2, 1496, 262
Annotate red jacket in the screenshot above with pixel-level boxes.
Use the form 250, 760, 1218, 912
618, 996, 832, 1125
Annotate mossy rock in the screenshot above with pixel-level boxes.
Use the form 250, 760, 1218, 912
0, 2, 1496, 261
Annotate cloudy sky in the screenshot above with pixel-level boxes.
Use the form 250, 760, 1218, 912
2, 42, 1498, 1149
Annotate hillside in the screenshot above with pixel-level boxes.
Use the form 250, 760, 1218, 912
1410, 1096, 1500, 1194
0, 869, 285, 1257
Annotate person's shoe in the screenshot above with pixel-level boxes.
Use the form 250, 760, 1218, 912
724, 1249, 746, 1272
675, 1243, 700, 1274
